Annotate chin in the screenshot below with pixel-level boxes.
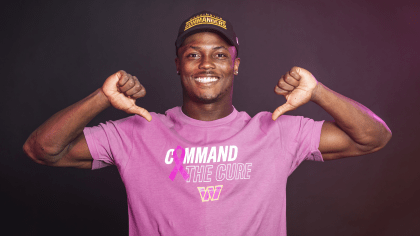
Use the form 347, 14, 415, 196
195, 93, 222, 104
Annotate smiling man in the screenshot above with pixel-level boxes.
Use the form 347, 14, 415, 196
23, 11, 391, 236
176, 30, 240, 121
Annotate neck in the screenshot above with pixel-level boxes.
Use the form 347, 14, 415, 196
181, 98, 233, 121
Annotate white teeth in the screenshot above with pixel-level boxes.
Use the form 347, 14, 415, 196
195, 77, 218, 83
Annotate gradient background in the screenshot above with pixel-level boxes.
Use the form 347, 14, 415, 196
2, 0, 419, 235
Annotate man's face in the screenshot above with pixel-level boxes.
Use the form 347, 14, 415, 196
175, 32, 240, 104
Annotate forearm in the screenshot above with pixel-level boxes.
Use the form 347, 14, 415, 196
24, 88, 110, 160
311, 82, 392, 148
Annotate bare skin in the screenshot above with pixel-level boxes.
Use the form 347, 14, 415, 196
23, 71, 149, 169
23, 31, 391, 169
175, 32, 240, 121
272, 67, 392, 160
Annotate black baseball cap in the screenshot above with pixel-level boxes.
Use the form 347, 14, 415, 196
175, 11, 239, 57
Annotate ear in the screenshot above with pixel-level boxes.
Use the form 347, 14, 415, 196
234, 57, 240, 72
175, 57, 180, 74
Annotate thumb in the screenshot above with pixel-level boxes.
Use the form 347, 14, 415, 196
128, 105, 152, 122
272, 103, 295, 121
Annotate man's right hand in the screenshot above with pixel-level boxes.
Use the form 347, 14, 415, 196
102, 70, 152, 121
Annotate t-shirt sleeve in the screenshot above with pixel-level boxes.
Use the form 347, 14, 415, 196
277, 115, 324, 176
83, 116, 136, 170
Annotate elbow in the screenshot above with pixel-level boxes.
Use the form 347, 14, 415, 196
379, 128, 392, 150
23, 138, 44, 165
376, 120, 393, 151
23, 136, 58, 166
364, 127, 392, 153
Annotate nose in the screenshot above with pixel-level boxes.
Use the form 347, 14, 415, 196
198, 55, 215, 70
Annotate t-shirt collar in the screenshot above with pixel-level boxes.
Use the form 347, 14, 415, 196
175, 106, 238, 127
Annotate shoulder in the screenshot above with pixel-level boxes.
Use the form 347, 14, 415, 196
93, 107, 181, 132
86, 112, 160, 134
245, 111, 280, 134
252, 111, 300, 126
254, 112, 321, 137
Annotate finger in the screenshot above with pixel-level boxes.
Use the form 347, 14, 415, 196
289, 67, 302, 81
272, 103, 296, 121
126, 84, 141, 96
277, 78, 295, 91
130, 86, 146, 99
130, 76, 146, 98
274, 85, 290, 95
117, 70, 129, 86
119, 74, 135, 93
284, 72, 300, 87
127, 105, 152, 122
125, 77, 142, 96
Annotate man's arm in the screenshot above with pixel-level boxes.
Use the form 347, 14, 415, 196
312, 83, 391, 160
272, 66, 392, 160
23, 71, 151, 168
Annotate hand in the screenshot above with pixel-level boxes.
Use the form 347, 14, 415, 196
272, 66, 319, 120
102, 70, 152, 121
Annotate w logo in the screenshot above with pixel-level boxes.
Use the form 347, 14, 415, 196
197, 185, 223, 202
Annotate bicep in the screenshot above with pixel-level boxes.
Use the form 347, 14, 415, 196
50, 133, 93, 169
319, 121, 374, 160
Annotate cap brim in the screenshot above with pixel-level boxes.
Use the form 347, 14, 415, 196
175, 25, 235, 50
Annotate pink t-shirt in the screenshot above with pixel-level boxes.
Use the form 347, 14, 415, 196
83, 106, 324, 236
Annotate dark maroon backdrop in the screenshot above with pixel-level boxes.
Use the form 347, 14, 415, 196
2, 0, 419, 235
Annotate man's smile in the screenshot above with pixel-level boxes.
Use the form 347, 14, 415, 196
194, 76, 220, 84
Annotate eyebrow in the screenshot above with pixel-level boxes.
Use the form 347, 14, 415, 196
189, 46, 229, 50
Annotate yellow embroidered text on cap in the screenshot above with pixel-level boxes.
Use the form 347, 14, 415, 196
184, 14, 227, 31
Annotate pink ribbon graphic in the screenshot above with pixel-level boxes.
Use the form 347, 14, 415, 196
169, 146, 190, 181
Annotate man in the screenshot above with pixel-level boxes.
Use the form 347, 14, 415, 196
23, 11, 391, 235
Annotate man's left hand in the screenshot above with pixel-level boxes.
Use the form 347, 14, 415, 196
272, 66, 319, 120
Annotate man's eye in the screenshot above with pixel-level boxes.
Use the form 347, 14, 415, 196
217, 53, 227, 58
188, 53, 199, 58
